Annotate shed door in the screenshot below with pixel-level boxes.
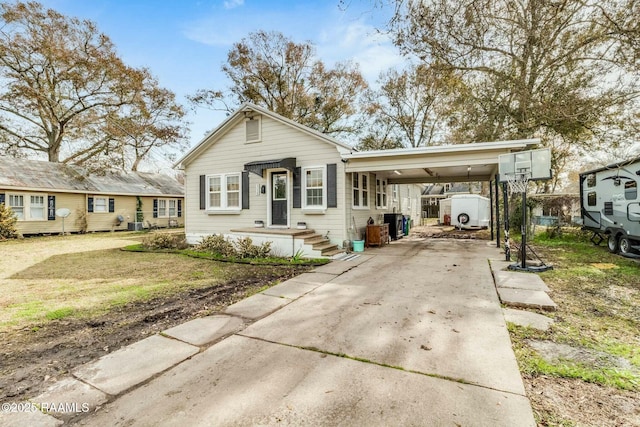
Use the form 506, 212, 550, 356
271, 172, 288, 226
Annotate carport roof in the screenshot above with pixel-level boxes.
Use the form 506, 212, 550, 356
341, 139, 539, 184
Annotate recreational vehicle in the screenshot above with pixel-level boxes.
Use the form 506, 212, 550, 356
580, 157, 640, 255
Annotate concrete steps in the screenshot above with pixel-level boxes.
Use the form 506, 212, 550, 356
296, 231, 343, 258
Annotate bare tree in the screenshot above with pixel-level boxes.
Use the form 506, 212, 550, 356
103, 72, 189, 171
0, 1, 188, 171
366, 64, 459, 148
387, 0, 640, 188
190, 30, 369, 137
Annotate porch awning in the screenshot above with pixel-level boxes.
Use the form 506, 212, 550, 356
244, 157, 297, 177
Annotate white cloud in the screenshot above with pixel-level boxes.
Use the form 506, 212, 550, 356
182, 4, 405, 83
316, 19, 404, 83
223, 0, 244, 10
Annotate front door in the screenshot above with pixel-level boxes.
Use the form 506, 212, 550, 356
271, 171, 288, 226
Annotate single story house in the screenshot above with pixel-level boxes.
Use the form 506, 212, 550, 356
175, 102, 538, 257
0, 158, 184, 236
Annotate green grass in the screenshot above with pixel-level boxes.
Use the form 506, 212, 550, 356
45, 307, 75, 320
513, 340, 639, 391
507, 227, 640, 393
1, 248, 303, 331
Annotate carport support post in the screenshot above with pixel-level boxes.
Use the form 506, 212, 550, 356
494, 177, 500, 248
502, 182, 510, 261
490, 179, 494, 241
520, 190, 527, 269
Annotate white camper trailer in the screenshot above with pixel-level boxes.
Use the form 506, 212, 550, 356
580, 157, 640, 255
450, 194, 490, 229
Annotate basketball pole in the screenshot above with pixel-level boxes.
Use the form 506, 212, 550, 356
521, 188, 527, 269
502, 181, 510, 261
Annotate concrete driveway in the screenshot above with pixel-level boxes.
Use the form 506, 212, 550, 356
14, 237, 535, 426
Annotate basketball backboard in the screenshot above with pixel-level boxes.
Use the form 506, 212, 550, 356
498, 147, 552, 182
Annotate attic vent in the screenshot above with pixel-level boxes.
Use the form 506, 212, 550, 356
245, 117, 261, 143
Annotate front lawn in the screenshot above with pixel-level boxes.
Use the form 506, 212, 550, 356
508, 228, 640, 426
0, 234, 310, 404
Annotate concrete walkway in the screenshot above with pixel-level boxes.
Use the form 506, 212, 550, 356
3, 238, 536, 426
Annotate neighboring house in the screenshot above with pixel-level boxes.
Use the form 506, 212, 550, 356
421, 182, 485, 220
529, 193, 581, 226
0, 158, 184, 235
175, 102, 536, 257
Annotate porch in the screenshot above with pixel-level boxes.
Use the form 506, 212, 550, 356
229, 227, 342, 258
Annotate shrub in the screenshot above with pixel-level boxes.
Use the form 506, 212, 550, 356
234, 237, 272, 258
0, 203, 17, 240
195, 234, 235, 257
142, 232, 187, 250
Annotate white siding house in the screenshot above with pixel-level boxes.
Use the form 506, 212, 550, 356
175, 103, 408, 257
175, 103, 537, 257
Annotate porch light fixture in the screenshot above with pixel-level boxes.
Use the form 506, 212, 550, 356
393, 170, 402, 175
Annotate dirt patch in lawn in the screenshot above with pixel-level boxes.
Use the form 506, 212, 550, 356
0, 269, 302, 405
525, 375, 640, 426
409, 224, 492, 240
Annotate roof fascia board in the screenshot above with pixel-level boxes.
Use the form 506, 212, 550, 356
0, 186, 183, 197
341, 139, 540, 160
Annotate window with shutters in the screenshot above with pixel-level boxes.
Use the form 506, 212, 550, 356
94, 197, 108, 213
207, 173, 242, 211
7, 193, 47, 221
303, 166, 326, 210
245, 117, 261, 143
30, 195, 45, 220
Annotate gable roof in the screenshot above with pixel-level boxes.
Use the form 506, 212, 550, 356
174, 102, 355, 168
0, 157, 183, 197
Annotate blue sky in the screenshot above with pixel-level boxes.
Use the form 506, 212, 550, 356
38, 0, 404, 159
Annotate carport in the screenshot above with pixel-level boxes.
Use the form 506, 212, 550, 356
341, 139, 540, 247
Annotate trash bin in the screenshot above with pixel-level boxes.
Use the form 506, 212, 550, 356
352, 240, 365, 252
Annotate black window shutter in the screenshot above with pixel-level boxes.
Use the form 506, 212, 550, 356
242, 171, 250, 209
177, 199, 182, 217
293, 167, 301, 208
87, 197, 94, 213
47, 195, 56, 220
0, 193, 4, 205
153, 199, 158, 218
199, 175, 206, 210
327, 163, 337, 208
108, 198, 115, 213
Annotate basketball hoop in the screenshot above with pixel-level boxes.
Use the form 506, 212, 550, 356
505, 171, 530, 194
